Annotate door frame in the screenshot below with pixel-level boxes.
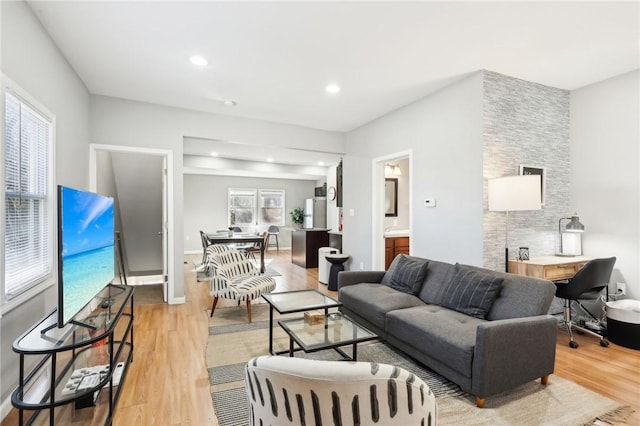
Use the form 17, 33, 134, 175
371, 150, 412, 270
89, 144, 176, 304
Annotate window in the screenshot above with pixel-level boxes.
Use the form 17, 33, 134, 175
228, 188, 257, 228
258, 189, 285, 226
3, 85, 55, 301
228, 188, 285, 229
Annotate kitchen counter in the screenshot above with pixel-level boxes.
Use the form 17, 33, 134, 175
384, 229, 410, 238
292, 229, 330, 268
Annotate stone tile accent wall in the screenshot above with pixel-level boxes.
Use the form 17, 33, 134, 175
483, 71, 570, 271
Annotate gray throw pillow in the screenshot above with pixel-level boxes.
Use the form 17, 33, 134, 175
385, 255, 429, 295
441, 264, 503, 319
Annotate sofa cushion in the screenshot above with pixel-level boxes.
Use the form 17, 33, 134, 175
386, 255, 429, 295
416, 259, 456, 306
338, 283, 424, 331
455, 263, 556, 320
386, 305, 484, 378
441, 264, 503, 319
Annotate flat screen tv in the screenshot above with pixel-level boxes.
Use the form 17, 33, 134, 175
57, 186, 115, 328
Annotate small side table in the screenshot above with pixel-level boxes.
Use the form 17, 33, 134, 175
326, 254, 350, 291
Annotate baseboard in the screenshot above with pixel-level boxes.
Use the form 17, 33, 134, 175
1, 395, 13, 422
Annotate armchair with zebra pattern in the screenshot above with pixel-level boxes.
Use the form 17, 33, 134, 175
205, 244, 276, 323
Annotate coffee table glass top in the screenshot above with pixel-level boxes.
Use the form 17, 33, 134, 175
278, 312, 377, 353
262, 289, 341, 314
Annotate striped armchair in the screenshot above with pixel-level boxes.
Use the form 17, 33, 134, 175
245, 356, 437, 426
205, 244, 276, 323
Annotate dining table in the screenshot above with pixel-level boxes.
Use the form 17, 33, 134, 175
205, 232, 266, 273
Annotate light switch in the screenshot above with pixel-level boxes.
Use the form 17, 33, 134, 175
349, 208, 355, 216
424, 198, 436, 207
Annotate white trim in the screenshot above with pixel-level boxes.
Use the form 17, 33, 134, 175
1, 394, 14, 423
89, 144, 179, 304
1, 74, 57, 307
371, 150, 412, 270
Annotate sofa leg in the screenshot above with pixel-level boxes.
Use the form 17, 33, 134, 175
210, 296, 219, 318
246, 300, 252, 323
476, 397, 485, 408
541, 375, 550, 386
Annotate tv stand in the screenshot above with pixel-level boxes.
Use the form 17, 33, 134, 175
11, 284, 134, 426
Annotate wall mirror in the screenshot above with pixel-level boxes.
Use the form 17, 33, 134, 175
385, 178, 398, 217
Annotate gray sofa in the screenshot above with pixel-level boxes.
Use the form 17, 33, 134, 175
338, 255, 558, 407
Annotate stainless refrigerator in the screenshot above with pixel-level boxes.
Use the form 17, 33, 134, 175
303, 197, 326, 229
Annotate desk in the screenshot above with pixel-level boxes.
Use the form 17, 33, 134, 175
508, 256, 591, 281
206, 233, 265, 273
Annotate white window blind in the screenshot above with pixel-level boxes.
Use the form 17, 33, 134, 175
4, 91, 52, 299
258, 189, 285, 226
228, 188, 257, 229
228, 188, 286, 230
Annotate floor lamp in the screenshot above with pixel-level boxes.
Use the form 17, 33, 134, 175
488, 175, 541, 272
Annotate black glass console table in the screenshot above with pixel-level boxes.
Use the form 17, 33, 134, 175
11, 284, 134, 426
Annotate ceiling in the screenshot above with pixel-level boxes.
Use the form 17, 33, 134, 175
27, 1, 638, 135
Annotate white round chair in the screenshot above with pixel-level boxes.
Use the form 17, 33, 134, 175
244, 355, 437, 425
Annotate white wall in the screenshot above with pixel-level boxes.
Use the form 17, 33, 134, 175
184, 174, 317, 252
111, 152, 164, 274
343, 72, 485, 271
90, 95, 345, 299
570, 70, 640, 299
1, 0, 90, 414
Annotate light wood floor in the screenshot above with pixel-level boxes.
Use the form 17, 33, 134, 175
3, 250, 638, 425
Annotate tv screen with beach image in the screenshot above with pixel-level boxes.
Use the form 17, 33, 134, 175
58, 186, 115, 327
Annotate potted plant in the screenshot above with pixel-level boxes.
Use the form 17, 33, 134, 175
289, 207, 304, 228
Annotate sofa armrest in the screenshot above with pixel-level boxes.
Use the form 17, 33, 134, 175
337, 271, 386, 289
471, 315, 557, 398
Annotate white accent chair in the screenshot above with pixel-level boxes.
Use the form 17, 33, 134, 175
245, 355, 437, 426
206, 244, 276, 323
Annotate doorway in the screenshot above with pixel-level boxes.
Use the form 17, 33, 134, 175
89, 144, 174, 303
371, 150, 412, 270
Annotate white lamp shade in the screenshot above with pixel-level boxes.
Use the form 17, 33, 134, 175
488, 175, 541, 212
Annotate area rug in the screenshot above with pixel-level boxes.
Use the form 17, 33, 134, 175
206, 305, 633, 426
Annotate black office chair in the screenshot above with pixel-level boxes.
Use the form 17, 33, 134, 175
554, 257, 616, 349
266, 225, 280, 252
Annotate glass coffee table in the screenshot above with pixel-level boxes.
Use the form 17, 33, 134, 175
262, 289, 342, 355
279, 312, 377, 360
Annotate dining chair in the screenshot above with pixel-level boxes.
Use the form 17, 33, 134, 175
244, 232, 269, 264
266, 225, 280, 252
199, 230, 212, 268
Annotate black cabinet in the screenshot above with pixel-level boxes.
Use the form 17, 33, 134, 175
336, 160, 343, 208
12, 284, 134, 426
292, 229, 330, 268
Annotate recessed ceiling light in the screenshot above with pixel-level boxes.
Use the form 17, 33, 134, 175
189, 55, 208, 67
223, 99, 237, 107
266, 158, 274, 162
325, 84, 341, 94
318, 161, 325, 166
210, 152, 218, 157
